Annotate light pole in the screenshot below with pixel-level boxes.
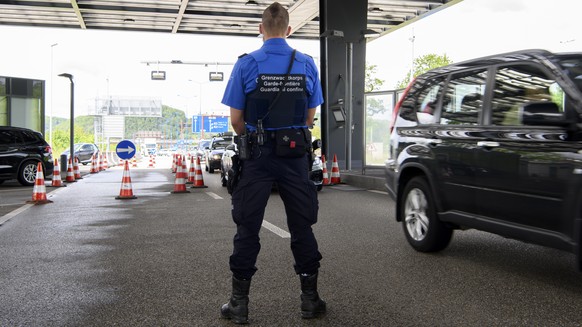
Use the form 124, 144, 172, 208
188, 79, 207, 139
59, 73, 74, 170
49, 43, 58, 146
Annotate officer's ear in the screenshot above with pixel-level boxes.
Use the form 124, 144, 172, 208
259, 23, 264, 35
286, 26, 291, 36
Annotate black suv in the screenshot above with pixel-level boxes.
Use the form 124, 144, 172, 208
0, 126, 54, 186
205, 132, 233, 173
385, 49, 582, 269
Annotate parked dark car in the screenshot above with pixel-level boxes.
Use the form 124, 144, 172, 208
205, 133, 233, 173
61, 143, 99, 165
385, 49, 582, 269
0, 126, 54, 186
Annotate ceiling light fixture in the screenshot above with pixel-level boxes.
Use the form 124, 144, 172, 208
362, 29, 381, 38
369, 7, 383, 13
245, 0, 259, 6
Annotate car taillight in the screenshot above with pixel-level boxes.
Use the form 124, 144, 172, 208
389, 78, 416, 134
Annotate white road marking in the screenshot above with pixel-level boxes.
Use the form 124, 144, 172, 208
368, 190, 388, 195
0, 203, 33, 225
0, 187, 65, 225
262, 220, 290, 238
206, 192, 223, 199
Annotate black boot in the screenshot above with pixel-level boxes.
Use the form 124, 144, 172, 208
300, 273, 327, 319
221, 276, 251, 324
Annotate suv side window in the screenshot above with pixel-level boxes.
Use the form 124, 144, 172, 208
440, 69, 487, 125
0, 130, 18, 145
415, 80, 444, 124
490, 64, 564, 126
20, 130, 39, 144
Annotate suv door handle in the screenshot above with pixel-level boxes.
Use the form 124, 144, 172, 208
477, 141, 500, 148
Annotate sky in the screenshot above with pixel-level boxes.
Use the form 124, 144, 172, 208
1, 0, 581, 119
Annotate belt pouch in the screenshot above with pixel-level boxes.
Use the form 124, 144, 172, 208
274, 128, 308, 158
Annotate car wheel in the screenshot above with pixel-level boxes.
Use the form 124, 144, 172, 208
18, 160, 39, 186
400, 176, 452, 252
316, 184, 323, 191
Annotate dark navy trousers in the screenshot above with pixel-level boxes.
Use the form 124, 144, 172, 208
229, 139, 322, 280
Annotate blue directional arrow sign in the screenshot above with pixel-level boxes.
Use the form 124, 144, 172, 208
116, 140, 136, 160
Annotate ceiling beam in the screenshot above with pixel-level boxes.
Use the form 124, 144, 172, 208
70, 0, 87, 29
172, 0, 190, 34
288, 0, 318, 37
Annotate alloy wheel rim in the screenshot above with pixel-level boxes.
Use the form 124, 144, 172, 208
404, 188, 429, 241
24, 164, 37, 184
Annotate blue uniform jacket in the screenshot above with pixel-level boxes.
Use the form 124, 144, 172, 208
221, 38, 324, 130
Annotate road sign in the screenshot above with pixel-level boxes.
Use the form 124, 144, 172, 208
206, 116, 229, 133
192, 115, 229, 134
116, 140, 136, 160
192, 115, 202, 133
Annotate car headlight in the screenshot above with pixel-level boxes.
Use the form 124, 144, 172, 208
212, 154, 222, 160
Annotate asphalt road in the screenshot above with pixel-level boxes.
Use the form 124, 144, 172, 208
1, 156, 582, 326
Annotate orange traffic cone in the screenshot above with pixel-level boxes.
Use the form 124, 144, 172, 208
65, 157, 76, 182
90, 154, 99, 173
187, 156, 196, 184
147, 155, 154, 168
74, 157, 82, 179
171, 154, 178, 173
191, 156, 208, 188
103, 153, 109, 169
131, 157, 138, 168
330, 154, 341, 185
98, 153, 104, 171
171, 158, 190, 193
115, 161, 137, 200
321, 154, 330, 186
50, 158, 66, 187
27, 162, 52, 204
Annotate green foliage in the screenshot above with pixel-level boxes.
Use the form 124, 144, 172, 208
125, 105, 189, 140
46, 115, 94, 155
365, 63, 385, 92
395, 53, 453, 89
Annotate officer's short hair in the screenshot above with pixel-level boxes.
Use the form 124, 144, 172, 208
262, 2, 289, 35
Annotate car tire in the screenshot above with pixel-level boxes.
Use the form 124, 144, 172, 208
400, 176, 452, 252
18, 160, 39, 186
316, 184, 323, 191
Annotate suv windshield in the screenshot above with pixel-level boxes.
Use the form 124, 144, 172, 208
212, 139, 232, 149
557, 56, 582, 93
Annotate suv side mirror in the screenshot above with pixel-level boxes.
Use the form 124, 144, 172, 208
519, 102, 566, 126
312, 139, 322, 150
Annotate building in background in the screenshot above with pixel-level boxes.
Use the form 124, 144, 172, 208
89, 96, 162, 151
0, 76, 45, 134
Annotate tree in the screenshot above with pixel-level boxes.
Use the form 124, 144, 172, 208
365, 63, 384, 93
395, 53, 453, 89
